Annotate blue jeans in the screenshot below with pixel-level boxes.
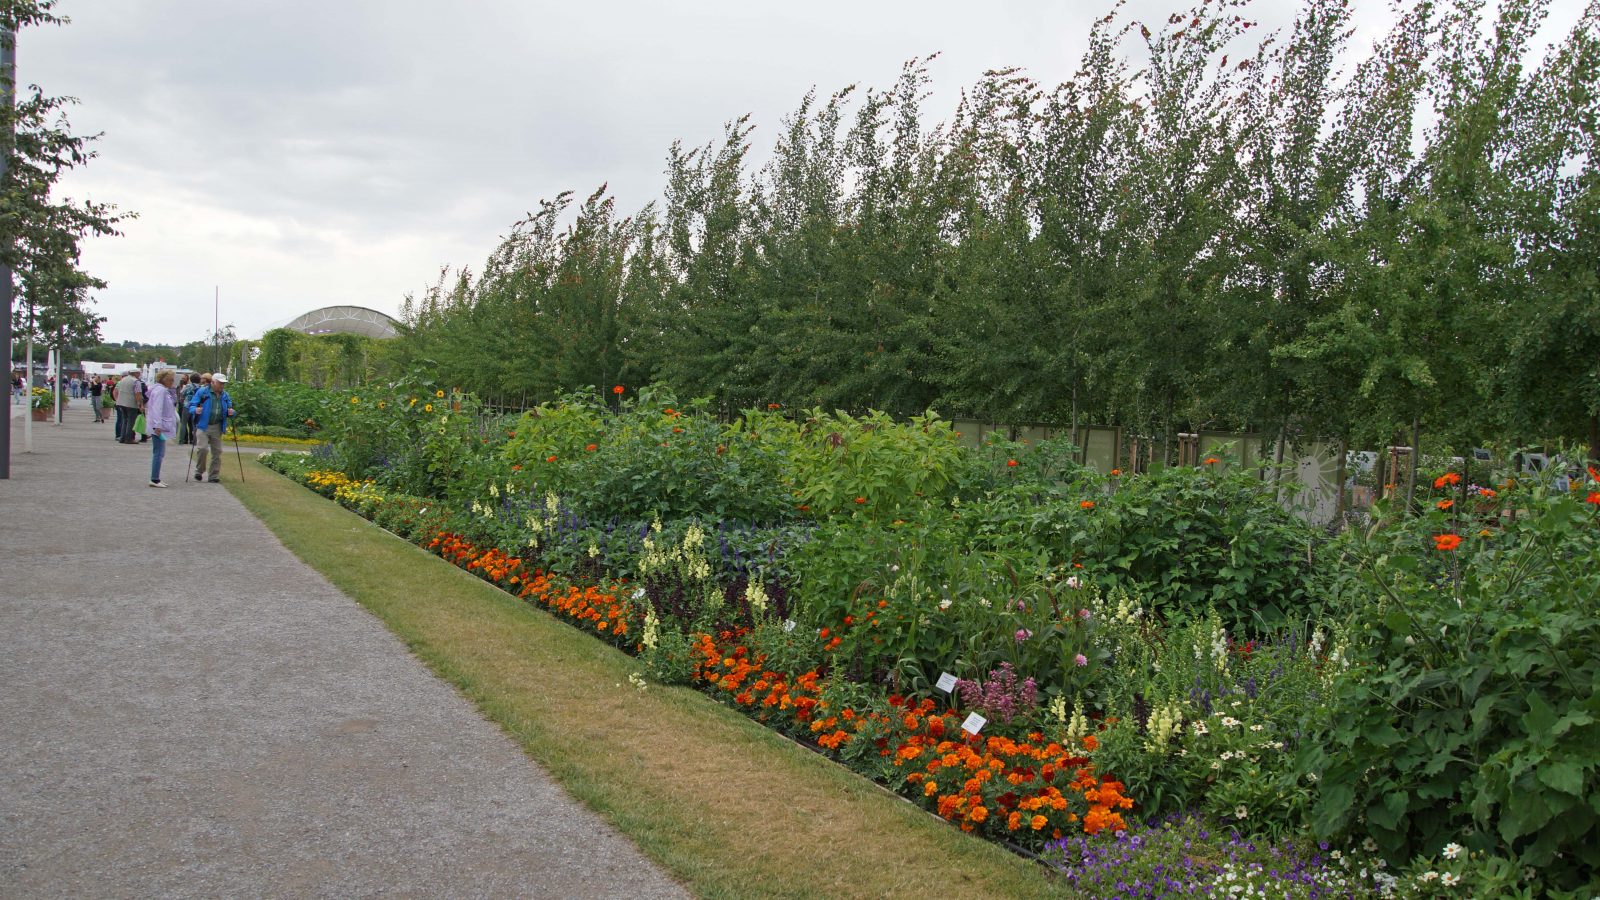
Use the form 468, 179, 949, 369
150, 434, 166, 483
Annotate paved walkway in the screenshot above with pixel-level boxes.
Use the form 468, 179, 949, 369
0, 408, 688, 899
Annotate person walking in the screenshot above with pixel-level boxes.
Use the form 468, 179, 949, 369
113, 371, 141, 443
88, 375, 105, 423
177, 374, 202, 444
188, 373, 236, 483
145, 370, 178, 488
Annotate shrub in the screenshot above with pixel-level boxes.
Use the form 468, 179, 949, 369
1305, 469, 1600, 893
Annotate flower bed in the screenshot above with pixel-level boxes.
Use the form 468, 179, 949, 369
255, 390, 1600, 897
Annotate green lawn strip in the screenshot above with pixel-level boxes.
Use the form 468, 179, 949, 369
229, 458, 1064, 900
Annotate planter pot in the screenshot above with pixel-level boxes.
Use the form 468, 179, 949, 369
30, 408, 49, 421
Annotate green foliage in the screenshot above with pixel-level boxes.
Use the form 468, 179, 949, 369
1306, 474, 1600, 894
504, 389, 793, 523
787, 409, 968, 520
228, 380, 337, 433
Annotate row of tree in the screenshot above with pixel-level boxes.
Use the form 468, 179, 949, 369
392, 0, 1600, 459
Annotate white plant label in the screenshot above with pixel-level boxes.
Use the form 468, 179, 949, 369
782, 619, 796, 633
935, 672, 958, 693
961, 712, 987, 735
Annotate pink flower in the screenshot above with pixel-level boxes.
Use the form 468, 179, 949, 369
1074, 654, 1088, 667
1015, 629, 1033, 642
1065, 575, 1082, 590
1078, 608, 1091, 620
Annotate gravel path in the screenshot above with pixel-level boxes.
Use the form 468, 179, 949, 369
0, 407, 689, 899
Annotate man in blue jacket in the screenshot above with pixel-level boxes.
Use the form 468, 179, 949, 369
187, 372, 236, 483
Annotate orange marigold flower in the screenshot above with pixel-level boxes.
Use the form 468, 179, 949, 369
1080, 500, 1095, 510
1007, 811, 1022, 831
1437, 499, 1453, 510
1433, 533, 1463, 552
1030, 815, 1048, 831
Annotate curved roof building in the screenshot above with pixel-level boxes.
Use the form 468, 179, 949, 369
282, 306, 400, 339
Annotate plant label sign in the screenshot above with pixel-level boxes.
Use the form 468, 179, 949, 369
935, 672, 958, 693
782, 619, 796, 633
961, 712, 987, 735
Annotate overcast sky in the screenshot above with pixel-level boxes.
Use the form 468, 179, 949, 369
22, 0, 1588, 345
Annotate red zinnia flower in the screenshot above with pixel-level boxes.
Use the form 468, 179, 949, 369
546, 455, 557, 463
854, 497, 867, 505
585, 443, 598, 452
1587, 492, 1600, 506
612, 385, 624, 395
1007, 459, 1018, 468
1432, 533, 1462, 551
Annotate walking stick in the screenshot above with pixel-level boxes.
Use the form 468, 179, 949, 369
232, 423, 246, 482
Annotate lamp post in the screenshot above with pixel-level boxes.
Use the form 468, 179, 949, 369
1, 27, 15, 477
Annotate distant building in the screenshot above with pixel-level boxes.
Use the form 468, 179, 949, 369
280, 306, 400, 339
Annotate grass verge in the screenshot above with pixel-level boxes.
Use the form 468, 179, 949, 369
228, 457, 1064, 899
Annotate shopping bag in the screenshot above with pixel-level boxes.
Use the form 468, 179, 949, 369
133, 412, 147, 435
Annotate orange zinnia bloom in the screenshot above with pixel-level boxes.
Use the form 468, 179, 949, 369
546, 455, 557, 463
855, 497, 867, 505
612, 385, 624, 394
1434, 472, 1462, 489
1110, 468, 1121, 476
585, 443, 598, 452
1587, 492, 1600, 506
1080, 500, 1095, 510
1007, 459, 1018, 467
1437, 499, 1453, 510
1433, 533, 1463, 552
1204, 457, 1219, 465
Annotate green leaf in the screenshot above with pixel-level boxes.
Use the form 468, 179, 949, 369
1538, 761, 1585, 796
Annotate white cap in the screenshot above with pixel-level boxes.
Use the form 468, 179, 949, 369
212, 373, 228, 384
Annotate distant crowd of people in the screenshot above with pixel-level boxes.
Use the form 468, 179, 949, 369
10, 369, 236, 487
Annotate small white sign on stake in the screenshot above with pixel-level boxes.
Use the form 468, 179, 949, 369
935, 672, 958, 693
782, 619, 797, 633
961, 712, 987, 736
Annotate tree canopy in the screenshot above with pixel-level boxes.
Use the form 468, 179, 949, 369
391, 0, 1600, 459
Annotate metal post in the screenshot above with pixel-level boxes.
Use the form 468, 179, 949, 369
0, 28, 14, 477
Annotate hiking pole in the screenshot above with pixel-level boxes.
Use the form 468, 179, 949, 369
185, 439, 196, 483
232, 425, 246, 482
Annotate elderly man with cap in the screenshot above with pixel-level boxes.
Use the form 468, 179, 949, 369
187, 372, 237, 482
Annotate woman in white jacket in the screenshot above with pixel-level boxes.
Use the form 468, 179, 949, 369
145, 370, 179, 487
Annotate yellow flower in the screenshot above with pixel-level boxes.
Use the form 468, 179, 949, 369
424, 403, 434, 412
351, 397, 359, 404
435, 390, 445, 398
377, 401, 385, 409
409, 398, 417, 406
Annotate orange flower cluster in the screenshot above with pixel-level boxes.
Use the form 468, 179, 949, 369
426, 531, 632, 640
1434, 472, 1462, 489
690, 631, 823, 731
887, 697, 1131, 840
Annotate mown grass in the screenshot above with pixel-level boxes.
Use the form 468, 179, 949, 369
229, 458, 1066, 899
